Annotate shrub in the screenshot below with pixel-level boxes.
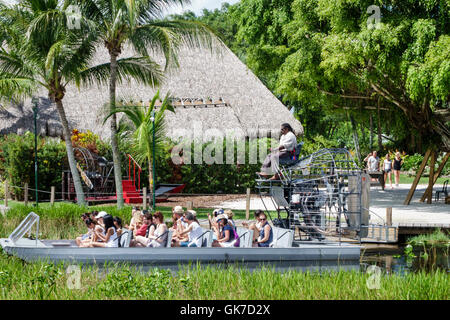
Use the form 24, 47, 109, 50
0, 132, 113, 200
402, 153, 424, 171
142, 138, 274, 194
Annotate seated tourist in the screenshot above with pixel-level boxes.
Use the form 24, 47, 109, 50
208, 208, 223, 234
88, 214, 119, 248
76, 218, 96, 247
169, 207, 182, 229
126, 208, 144, 236
130, 212, 155, 247
147, 211, 168, 247
173, 211, 204, 247
224, 209, 236, 229
88, 211, 107, 239
242, 210, 264, 242
113, 216, 123, 237
212, 214, 238, 247
135, 211, 153, 236
89, 211, 99, 220
75, 213, 91, 244
172, 208, 189, 244
169, 206, 183, 231
186, 210, 200, 224
253, 213, 273, 247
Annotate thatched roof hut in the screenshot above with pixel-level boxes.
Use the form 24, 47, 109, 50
0, 42, 303, 142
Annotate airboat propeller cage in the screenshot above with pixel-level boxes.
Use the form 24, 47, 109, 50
258, 148, 370, 241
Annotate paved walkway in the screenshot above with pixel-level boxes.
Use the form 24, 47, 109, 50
212, 183, 450, 226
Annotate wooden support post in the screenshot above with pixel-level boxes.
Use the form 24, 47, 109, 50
386, 207, 392, 226
420, 152, 449, 203
4, 180, 8, 207
245, 188, 251, 220
142, 187, 147, 209
24, 183, 29, 206
61, 172, 65, 201
404, 149, 432, 205
186, 201, 193, 210
426, 150, 436, 204
50, 186, 55, 205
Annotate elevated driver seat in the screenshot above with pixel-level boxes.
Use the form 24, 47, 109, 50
279, 142, 304, 167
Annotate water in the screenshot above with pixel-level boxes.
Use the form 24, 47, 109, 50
360, 246, 449, 275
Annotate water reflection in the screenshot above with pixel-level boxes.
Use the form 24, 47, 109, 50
360, 247, 449, 274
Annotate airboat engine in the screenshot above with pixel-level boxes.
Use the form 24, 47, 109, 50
256, 148, 370, 242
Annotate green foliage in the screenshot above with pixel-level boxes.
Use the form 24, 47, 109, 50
402, 153, 425, 171
301, 135, 335, 155
0, 253, 448, 300
227, 0, 450, 153
0, 132, 113, 200
408, 229, 450, 249
111, 91, 175, 190
139, 137, 274, 194
98, 267, 175, 299
0, 179, 4, 199
0, 133, 66, 200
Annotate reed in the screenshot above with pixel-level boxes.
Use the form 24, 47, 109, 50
408, 229, 450, 249
0, 252, 448, 300
1, 201, 250, 221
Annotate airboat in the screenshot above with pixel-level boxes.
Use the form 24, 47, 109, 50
1, 148, 371, 271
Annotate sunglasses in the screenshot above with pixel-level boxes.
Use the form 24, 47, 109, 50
260, 218, 266, 221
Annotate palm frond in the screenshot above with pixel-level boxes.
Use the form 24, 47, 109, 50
0, 76, 37, 102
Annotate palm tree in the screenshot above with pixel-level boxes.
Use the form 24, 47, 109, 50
105, 91, 174, 200
71, 0, 218, 208
0, 1, 161, 205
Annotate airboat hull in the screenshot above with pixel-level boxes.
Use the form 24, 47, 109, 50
0, 238, 360, 271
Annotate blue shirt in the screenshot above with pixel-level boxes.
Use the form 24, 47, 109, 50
221, 225, 235, 242
259, 222, 273, 245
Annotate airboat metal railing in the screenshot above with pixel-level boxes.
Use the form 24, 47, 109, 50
256, 148, 369, 243
8, 212, 39, 245
127, 154, 142, 192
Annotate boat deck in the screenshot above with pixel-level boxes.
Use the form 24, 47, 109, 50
0, 238, 361, 271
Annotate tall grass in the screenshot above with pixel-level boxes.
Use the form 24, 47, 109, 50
0, 251, 447, 300
1, 201, 250, 221
408, 229, 450, 248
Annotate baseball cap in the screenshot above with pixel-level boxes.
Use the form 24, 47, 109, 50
96, 211, 107, 219
173, 206, 184, 215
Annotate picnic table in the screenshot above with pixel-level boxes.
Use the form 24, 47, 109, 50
365, 170, 385, 190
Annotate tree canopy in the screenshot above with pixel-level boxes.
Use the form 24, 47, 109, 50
172, 0, 449, 155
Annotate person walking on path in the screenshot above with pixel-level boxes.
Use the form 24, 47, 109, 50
383, 153, 393, 189
393, 152, 403, 187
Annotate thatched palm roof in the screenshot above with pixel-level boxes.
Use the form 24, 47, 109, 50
0, 42, 303, 142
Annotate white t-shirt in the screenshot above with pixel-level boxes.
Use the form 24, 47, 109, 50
279, 131, 297, 152
368, 156, 380, 171
384, 159, 392, 171
188, 222, 203, 247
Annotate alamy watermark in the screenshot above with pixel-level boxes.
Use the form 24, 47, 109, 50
169, 121, 280, 166
66, 265, 82, 290
367, 5, 381, 30
66, 5, 82, 30
366, 265, 381, 289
